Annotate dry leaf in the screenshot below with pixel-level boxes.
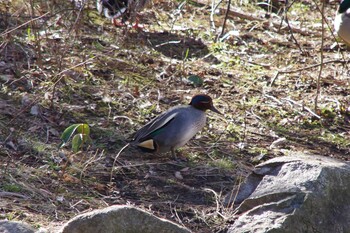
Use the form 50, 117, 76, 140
62, 174, 80, 184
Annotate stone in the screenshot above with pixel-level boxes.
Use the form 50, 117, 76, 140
226, 153, 350, 233
59, 205, 191, 233
0, 220, 35, 233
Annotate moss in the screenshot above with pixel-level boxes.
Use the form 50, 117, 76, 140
318, 131, 350, 148
3, 183, 22, 192
209, 158, 236, 171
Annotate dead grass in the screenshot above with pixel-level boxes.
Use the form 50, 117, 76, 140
1, 0, 350, 232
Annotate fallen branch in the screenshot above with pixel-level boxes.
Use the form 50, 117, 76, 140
217, 8, 320, 37
219, 0, 232, 39
0, 191, 29, 199
0, 12, 50, 37
270, 59, 350, 86
282, 97, 321, 119
210, 0, 224, 33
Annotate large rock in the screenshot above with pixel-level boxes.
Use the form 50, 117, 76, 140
0, 221, 35, 233
226, 154, 350, 233
59, 205, 191, 233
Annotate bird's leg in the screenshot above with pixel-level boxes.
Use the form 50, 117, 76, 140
132, 15, 144, 30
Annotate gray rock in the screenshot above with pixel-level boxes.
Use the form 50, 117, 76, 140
59, 205, 191, 233
0, 220, 35, 233
226, 154, 350, 233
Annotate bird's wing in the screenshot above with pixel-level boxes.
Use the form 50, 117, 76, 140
132, 109, 180, 142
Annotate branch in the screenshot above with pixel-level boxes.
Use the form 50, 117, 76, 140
217, 8, 320, 37
0, 12, 50, 37
270, 59, 350, 86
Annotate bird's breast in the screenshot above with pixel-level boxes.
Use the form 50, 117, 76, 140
163, 109, 207, 149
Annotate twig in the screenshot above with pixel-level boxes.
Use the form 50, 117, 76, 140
80, 149, 105, 181
219, 0, 232, 39
240, 95, 247, 152
277, 0, 296, 32
283, 11, 305, 54
243, 59, 271, 68
210, 0, 216, 32
112, 161, 173, 169
270, 59, 350, 86
204, 188, 220, 211
51, 57, 95, 108
312, 0, 348, 68
0, 191, 29, 199
109, 143, 130, 182
227, 174, 243, 209
264, 94, 283, 105
266, 94, 321, 119
6, 54, 90, 126
56, 57, 95, 77
155, 40, 181, 47
282, 97, 321, 119
8, 57, 95, 124
0, 12, 50, 37
210, 0, 225, 33
170, 0, 186, 31
269, 137, 287, 149
217, 7, 319, 37
314, 1, 325, 111
206, 131, 225, 157
173, 206, 186, 227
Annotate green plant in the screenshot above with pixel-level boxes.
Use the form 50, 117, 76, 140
3, 183, 22, 192
59, 123, 92, 152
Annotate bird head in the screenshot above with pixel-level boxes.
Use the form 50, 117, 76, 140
189, 94, 222, 114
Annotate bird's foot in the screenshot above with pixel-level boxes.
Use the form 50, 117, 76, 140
131, 22, 144, 31
112, 18, 127, 27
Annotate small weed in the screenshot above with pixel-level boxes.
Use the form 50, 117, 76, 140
59, 123, 92, 153
301, 119, 322, 130
291, 2, 310, 14
318, 131, 350, 148
209, 158, 236, 171
3, 183, 22, 192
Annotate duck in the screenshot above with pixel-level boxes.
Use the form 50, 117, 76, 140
131, 94, 222, 157
334, 0, 350, 46
96, 0, 149, 28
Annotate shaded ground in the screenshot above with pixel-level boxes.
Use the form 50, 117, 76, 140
1, 0, 350, 232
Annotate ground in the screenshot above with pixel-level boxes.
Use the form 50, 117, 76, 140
0, 0, 350, 232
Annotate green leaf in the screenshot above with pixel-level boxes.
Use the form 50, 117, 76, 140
59, 124, 90, 149
72, 134, 83, 153
58, 141, 66, 149
72, 134, 92, 153
93, 40, 105, 51
75, 123, 90, 135
27, 27, 35, 41
188, 75, 203, 87
60, 124, 81, 145
184, 48, 190, 60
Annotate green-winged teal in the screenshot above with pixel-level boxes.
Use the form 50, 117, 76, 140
131, 94, 222, 157
96, 0, 149, 27
335, 0, 350, 46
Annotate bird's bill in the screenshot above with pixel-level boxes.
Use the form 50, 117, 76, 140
210, 105, 222, 115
